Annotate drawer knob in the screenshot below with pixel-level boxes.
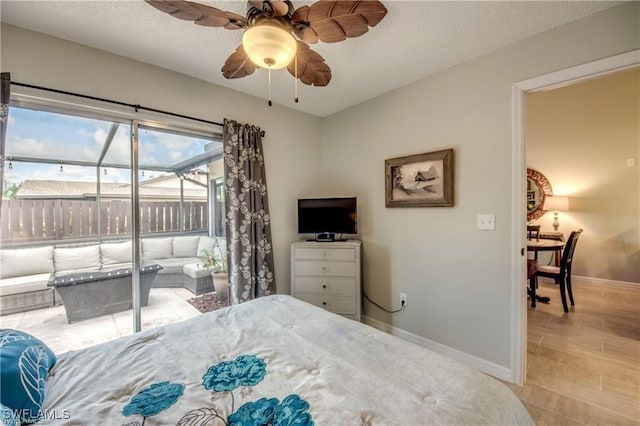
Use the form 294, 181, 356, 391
322, 251, 328, 257
322, 301, 327, 306
322, 284, 327, 289
321, 266, 327, 272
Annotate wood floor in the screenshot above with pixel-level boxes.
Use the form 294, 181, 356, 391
503, 278, 640, 425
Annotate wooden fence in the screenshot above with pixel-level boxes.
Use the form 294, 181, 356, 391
0, 199, 208, 244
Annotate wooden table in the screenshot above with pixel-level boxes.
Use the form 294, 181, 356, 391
527, 239, 564, 266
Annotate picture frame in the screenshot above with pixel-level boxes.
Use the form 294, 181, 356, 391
385, 148, 454, 207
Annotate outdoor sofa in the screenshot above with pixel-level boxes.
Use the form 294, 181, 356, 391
0, 235, 222, 316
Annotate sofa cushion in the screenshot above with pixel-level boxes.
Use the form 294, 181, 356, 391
183, 262, 214, 279
54, 245, 101, 273
150, 257, 199, 275
196, 237, 227, 257
101, 240, 132, 265
0, 274, 52, 297
101, 263, 132, 272
142, 238, 173, 261
0, 246, 54, 279
0, 329, 57, 423
173, 236, 200, 258
196, 237, 215, 258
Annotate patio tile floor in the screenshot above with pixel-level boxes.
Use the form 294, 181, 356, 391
0, 288, 200, 354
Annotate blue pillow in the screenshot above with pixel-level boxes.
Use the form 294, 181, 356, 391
0, 403, 18, 426
0, 329, 57, 423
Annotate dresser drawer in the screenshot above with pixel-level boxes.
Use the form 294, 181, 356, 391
295, 261, 355, 277
294, 247, 355, 261
294, 277, 356, 296
295, 293, 356, 315
291, 240, 361, 321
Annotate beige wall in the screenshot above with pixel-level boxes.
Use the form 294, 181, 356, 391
321, 2, 639, 368
0, 23, 324, 295
527, 69, 640, 284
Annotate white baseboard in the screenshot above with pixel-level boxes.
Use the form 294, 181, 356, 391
573, 275, 640, 289
362, 315, 513, 383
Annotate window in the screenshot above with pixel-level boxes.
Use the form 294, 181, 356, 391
3, 105, 222, 242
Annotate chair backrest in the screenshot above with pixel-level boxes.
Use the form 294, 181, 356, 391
560, 229, 583, 272
527, 225, 541, 241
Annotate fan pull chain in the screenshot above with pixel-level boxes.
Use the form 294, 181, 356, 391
268, 69, 272, 107
294, 56, 299, 103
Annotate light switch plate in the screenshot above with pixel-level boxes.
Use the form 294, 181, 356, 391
477, 214, 495, 230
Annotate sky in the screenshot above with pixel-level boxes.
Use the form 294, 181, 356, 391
3, 106, 217, 186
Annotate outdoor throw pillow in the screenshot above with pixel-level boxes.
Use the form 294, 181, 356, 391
0, 329, 57, 423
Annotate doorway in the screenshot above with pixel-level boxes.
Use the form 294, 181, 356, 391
510, 49, 640, 385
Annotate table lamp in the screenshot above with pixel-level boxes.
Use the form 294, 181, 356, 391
544, 195, 569, 231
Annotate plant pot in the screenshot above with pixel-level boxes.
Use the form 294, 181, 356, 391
212, 272, 228, 301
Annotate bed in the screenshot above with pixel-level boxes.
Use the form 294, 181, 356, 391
4, 295, 533, 425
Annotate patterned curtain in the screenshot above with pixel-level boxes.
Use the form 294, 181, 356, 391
0, 72, 10, 209
223, 118, 276, 304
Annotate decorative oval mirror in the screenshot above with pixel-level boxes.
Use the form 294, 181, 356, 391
527, 168, 553, 222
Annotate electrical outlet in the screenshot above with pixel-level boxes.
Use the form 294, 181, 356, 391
400, 292, 407, 307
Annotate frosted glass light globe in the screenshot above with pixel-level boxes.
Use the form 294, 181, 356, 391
242, 24, 297, 69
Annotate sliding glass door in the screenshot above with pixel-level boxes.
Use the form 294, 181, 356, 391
133, 122, 220, 331
0, 105, 135, 350
0, 99, 222, 351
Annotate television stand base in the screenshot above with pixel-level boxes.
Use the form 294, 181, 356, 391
306, 233, 348, 242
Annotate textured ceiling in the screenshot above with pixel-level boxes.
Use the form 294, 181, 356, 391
0, 1, 622, 117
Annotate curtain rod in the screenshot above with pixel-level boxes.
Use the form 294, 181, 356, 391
10, 80, 225, 129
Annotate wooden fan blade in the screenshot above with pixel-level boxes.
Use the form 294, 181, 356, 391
291, 7, 319, 44
222, 45, 257, 79
287, 42, 331, 87
145, 0, 247, 29
270, 0, 291, 17
291, 0, 387, 44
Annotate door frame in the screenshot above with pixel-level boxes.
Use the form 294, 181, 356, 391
510, 49, 639, 385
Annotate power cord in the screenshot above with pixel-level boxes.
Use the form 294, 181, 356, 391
363, 291, 406, 314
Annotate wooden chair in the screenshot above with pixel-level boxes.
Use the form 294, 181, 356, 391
527, 259, 539, 307
532, 229, 583, 313
527, 225, 541, 241
527, 225, 541, 262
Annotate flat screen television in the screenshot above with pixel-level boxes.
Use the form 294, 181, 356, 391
297, 197, 357, 240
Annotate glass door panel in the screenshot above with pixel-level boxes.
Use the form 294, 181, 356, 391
0, 106, 134, 352
134, 123, 220, 332
0, 103, 223, 349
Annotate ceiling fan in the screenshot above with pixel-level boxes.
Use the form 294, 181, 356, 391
145, 0, 388, 102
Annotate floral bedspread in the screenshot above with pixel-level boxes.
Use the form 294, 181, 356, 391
121, 355, 311, 425
41, 295, 533, 425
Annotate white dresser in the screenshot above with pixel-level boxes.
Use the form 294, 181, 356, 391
290, 240, 361, 321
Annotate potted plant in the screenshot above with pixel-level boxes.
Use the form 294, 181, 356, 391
199, 237, 228, 301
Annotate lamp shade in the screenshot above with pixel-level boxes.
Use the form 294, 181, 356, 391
242, 24, 297, 69
544, 195, 569, 212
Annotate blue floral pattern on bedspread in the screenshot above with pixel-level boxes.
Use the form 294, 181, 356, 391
203, 355, 266, 392
122, 381, 184, 418
121, 355, 313, 426
229, 395, 312, 426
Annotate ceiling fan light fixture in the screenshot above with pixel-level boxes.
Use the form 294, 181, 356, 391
242, 23, 297, 69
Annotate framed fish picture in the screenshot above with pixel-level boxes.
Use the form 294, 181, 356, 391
385, 148, 454, 207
